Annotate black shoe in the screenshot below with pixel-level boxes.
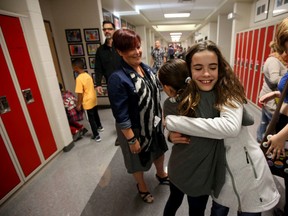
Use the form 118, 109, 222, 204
155, 174, 170, 185
115, 139, 120, 146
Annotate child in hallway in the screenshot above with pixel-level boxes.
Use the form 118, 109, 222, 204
59, 83, 88, 141
73, 59, 104, 142
158, 41, 280, 216
158, 58, 226, 215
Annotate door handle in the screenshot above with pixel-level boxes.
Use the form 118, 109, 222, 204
22, 88, 34, 104
0, 96, 11, 114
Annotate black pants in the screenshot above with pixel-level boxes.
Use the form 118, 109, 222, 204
86, 106, 101, 137
163, 182, 209, 216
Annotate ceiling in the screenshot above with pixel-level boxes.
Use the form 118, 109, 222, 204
101, 0, 254, 43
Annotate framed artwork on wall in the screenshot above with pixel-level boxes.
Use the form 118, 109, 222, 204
103, 9, 112, 22
273, 0, 288, 16
65, 29, 82, 42
113, 15, 121, 29
89, 57, 95, 69
68, 44, 84, 56
86, 43, 100, 56
71, 57, 87, 69
254, 0, 269, 22
84, 28, 100, 42
121, 19, 127, 29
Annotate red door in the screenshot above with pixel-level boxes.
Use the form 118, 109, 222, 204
234, 33, 240, 75
251, 27, 266, 104
238, 32, 244, 79
0, 15, 57, 160
257, 25, 276, 107
243, 31, 253, 93
0, 133, 21, 200
240, 31, 248, 83
246, 29, 259, 100
0, 44, 41, 177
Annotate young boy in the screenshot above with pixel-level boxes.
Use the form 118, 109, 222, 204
73, 58, 103, 142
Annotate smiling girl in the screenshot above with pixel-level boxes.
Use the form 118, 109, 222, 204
160, 41, 280, 216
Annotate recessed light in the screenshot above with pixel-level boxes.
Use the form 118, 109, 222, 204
170, 32, 182, 36
164, 13, 190, 18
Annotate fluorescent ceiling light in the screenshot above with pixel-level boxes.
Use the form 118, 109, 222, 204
152, 24, 196, 31
114, 9, 140, 16
170, 32, 182, 36
164, 13, 190, 18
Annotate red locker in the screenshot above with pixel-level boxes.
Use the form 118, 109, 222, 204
0, 44, 41, 177
238, 32, 244, 79
234, 33, 240, 75
251, 27, 266, 104
243, 31, 253, 93
0, 15, 57, 160
0, 133, 21, 200
257, 25, 275, 107
240, 31, 248, 83
247, 29, 259, 100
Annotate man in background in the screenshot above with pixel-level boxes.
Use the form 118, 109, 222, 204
150, 40, 166, 73
94, 20, 122, 146
94, 20, 121, 94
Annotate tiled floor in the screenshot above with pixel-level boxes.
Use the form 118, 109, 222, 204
0, 96, 285, 216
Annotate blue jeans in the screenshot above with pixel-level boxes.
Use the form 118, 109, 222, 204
256, 107, 273, 142
211, 200, 261, 216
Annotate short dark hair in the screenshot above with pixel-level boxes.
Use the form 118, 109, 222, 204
102, 20, 115, 29
72, 58, 85, 69
113, 29, 141, 52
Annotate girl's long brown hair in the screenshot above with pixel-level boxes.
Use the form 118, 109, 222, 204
180, 40, 246, 113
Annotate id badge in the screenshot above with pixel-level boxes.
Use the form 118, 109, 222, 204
154, 116, 161, 127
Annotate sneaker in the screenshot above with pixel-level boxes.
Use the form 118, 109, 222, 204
94, 135, 101, 142
97, 126, 104, 132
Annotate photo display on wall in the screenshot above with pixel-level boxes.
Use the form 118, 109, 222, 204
65, 29, 82, 42
84, 28, 100, 42
86, 43, 100, 56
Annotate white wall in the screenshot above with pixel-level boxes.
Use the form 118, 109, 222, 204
39, 0, 103, 93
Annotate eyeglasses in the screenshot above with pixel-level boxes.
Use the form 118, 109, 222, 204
103, 28, 114, 31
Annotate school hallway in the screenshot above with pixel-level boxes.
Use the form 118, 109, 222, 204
0, 93, 285, 216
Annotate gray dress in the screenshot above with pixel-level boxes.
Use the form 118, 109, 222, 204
163, 91, 226, 198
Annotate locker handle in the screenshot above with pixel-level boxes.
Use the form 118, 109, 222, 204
22, 88, 35, 104
0, 96, 11, 114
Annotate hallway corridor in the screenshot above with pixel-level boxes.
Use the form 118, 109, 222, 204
0, 97, 284, 216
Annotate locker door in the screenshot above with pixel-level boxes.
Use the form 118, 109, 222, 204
257, 25, 275, 107
240, 31, 248, 83
251, 27, 266, 104
234, 33, 240, 75
247, 29, 259, 100
243, 31, 253, 93
238, 32, 244, 79
0, 42, 41, 177
0, 132, 21, 200
0, 15, 57, 159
